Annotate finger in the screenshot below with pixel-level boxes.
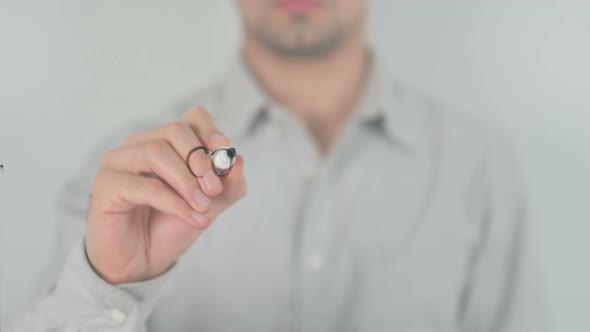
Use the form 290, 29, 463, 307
181, 107, 232, 151
95, 169, 210, 229
182, 108, 236, 195
122, 122, 216, 187
100, 140, 213, 213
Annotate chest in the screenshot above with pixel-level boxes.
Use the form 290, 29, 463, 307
150, 127, 479, 332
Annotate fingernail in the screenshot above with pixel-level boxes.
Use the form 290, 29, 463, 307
191, 211, 209, 228
202, 170, 221, 192
192, 189, 211, 210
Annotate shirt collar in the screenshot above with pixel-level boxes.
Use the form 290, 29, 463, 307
216, 50, 424, 151
356, 53, 424, 151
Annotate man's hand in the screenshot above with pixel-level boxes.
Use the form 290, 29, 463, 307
85, 108, 246, 284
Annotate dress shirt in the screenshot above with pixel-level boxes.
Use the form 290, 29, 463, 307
9, 52, 546, 332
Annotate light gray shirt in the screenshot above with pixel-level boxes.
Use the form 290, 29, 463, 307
10, 53, 546, 332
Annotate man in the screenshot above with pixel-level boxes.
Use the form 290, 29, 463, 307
11, 0, 545, 331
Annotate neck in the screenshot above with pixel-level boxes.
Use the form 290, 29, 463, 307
242, 31, 370, 152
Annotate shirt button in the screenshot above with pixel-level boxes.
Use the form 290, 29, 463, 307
307, 253, 325, 271
104, 308, 127, 323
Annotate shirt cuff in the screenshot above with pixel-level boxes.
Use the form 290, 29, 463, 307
53, 236, 176, 327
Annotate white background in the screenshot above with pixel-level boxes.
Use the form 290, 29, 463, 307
1, 1, 589, 330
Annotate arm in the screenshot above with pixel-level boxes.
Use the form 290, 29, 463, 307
10, 238, 174, 332
461, 132, 548, 332
8, 108, 246, 331
7, 128, 172, 332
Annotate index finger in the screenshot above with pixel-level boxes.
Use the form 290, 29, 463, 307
181, 107, 232, 150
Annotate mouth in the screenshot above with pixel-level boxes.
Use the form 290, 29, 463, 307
276, 0, 321, 15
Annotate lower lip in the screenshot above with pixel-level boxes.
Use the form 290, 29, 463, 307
278, 0, 319, 15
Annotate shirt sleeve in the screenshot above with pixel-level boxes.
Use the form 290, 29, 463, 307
7, 122, 175, 332
9, 238, 176, 332
460, 131, 549, 332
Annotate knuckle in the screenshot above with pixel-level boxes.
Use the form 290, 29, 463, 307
122, 134, 138, 146
194, 107, 210, 117
93, 168, 109, 187
93, 169, 117, 195
183, 106, 209, 121
164, 121, 185, 137
99, 149, 115, 168
144, 140, 169, 156
141, 177, 163, 194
